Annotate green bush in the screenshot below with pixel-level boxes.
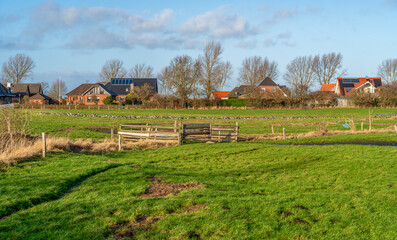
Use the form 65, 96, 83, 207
102, 96, 113, 105
220, 99, 249, 107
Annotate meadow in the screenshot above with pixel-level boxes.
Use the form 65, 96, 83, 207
1, 108, 397, 239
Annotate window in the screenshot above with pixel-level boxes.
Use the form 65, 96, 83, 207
271, 88, 276, 92
120, 97, 125, 101
87, 96, 92, 102
345, 88, 351, 93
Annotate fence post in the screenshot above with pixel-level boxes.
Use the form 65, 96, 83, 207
235, 122, 239, 142
271, 125, 274, 134
361, 122, 364, 131
178, 123, 183, 145
369, 109, 372, 132
394, 125, 397, 134
283, 128, 286, 139
174, 121, 178, 132
111, 128, 114, 140
42, 132, 46, 158
118, 135, 122, 151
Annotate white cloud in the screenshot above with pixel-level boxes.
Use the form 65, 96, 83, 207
180, 6, 254, 38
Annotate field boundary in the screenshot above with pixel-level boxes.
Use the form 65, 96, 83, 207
118, 122, 239, 144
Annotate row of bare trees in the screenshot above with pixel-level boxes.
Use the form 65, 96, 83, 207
3, 50, 397, 104
98, 61, 154, 82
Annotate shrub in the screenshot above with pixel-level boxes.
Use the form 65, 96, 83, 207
102, 96, 113, 105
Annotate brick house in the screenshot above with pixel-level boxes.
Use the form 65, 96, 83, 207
29, 93, 53, 105
10, 83, 42, 102
320, 77, 382, 96
225, 77, 287, 99
66, 78, 158, 105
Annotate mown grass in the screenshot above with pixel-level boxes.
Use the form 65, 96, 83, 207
1, 142, 396, 239
26, 108, 397, 138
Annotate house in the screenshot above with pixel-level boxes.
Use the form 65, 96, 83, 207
226, 85, 256, 99
254, 77, 287, 98
66, 83, 116, 105
320, 84, 336, 92
10, 83, 42, 102
320, 78, 382, 96
211, 91, 230, 100
66, 78, 158, 105
28, 93, 53, 105
226, 77, 287, 99
0, 83, 15, 104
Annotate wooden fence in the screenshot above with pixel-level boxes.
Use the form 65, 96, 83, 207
118, 122, 239, 145
118, 122, 181, 143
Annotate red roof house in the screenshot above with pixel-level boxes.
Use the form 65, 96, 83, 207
211, 91, 231, 99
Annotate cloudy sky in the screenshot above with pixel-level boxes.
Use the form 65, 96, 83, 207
1, 0, 396, 91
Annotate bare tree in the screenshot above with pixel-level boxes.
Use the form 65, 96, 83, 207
217, 61, 233, 91
166, 55, 199, 106
1, 54, 35, 84
377, 59, 397, 84
128, 83, 154, 105
158, 67, 172, 95
130, 63, 154, 78
48, 79, 68, 101
99, 59, 127, 82
314, 52, 347, 85
40, 81, 49, 94
199, 41, 223, 99
239, 56, 278, 86
284, 55, 319, 98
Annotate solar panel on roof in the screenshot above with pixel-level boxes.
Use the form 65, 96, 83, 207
342, 79, 359, 83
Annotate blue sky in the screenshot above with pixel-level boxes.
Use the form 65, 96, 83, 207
1, 0, 396, 91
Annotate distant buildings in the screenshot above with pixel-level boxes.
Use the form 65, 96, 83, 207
66, 78, 158, 105
0, 83, 15, 104
320, 77, 382, 96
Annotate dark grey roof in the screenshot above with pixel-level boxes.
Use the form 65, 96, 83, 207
66, 84, 95, 96
10, 83, 41, 96
110, 78, 158, 93
0, 83, 15, 97
105, 84, 131, 95
226, 85, 255, 98
257, 77, 278, 87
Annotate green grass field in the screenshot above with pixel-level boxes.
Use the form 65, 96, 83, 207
27, 108, 397, 139
1, 108, 397, 239
1, 141, 396, 239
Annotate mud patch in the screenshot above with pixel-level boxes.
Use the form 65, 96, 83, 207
138, 177, 203, 198
110, 215, 161, 239
187, 231, 201, 239
281, 211, 293, 216
292, 205, 309, 211
293, 218, 309, 224
178, 204, 208, 214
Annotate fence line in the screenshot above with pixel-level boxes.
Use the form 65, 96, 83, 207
117, 122, 239, 147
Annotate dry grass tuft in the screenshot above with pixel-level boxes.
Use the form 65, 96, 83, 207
0, 135, 176, 166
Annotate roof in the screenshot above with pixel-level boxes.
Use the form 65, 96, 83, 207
336, 77, 382, 96
111, 78, 158, 93
0, 83, 15, 97
212, 91, 230, 99
320, 84, 336, 92
10, 83, 41, 96
29, 93, 52, 100
257, 77, 278, 87
105, 84, 132, 95
66, 84, 95, 96
226, 85, 255, 98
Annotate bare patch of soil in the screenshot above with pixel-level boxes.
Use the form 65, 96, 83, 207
139, 181, 203, 198
281, 211, 293, 216
292, 205, 309, 210
293, 218, 309, 224
178, 204, 208, 214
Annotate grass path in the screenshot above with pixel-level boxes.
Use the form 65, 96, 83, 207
1, 142, 396, 239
